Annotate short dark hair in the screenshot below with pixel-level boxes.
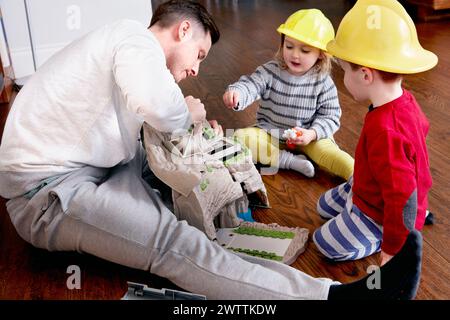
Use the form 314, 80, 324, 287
150, 0, 220, 44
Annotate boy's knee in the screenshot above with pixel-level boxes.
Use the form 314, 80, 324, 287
312, 228, 356, 261
316, 193, 338, 219
316, 194, 328, 217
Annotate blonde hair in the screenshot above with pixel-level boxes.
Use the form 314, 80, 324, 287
275, 34, 332, 76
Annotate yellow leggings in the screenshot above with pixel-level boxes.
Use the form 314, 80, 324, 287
234, 127, 354, 180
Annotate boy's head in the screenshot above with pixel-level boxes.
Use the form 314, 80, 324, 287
327, 0, 437, 75
149, 0, 220, 83
337, 59, 402, 103
275, 9, 335, 76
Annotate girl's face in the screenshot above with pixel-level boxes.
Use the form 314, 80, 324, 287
282, 36, 321, 76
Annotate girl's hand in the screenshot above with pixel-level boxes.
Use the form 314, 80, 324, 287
290, 127, 317, 146
223, 90, 240, 109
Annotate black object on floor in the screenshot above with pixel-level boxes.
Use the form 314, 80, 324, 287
328, 230, 423, 300
425, 212, 434, 225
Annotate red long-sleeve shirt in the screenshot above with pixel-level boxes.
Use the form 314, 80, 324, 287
352, 89, 432, 255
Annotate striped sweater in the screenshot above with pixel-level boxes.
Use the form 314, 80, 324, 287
227, 60, 341, 140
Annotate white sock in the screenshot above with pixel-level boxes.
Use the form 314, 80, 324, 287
279, 150, 315, 177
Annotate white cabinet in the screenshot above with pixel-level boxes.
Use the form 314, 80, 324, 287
0, 0, 152, 80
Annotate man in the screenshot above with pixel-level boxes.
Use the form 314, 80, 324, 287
0, 0, 422, 299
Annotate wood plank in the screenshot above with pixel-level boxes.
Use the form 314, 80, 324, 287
408, 0, 450, 10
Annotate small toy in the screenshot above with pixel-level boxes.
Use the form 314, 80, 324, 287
237, 208, 255, 222
143, 121, 270, 240
282, 128, 302, 149
122, 282, 206, 300
216, 221, 308, 265
143, 121, 309, 265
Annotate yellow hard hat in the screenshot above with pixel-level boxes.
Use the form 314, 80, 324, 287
277, 9, 335, 51
327, 0, 438, 74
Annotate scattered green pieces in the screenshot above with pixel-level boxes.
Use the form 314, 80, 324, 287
203, 127, 216, 140
199, 179, 209, 191
234, 226, 295, 239
228, 247, 283, 261
205, 165, 214, 173
223, 148, 250, 167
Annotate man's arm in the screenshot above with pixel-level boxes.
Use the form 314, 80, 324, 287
112, 34, 191, 132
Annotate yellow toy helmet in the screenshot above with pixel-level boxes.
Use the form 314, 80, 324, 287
277, 9, 335, 51
327, 0, 438, 74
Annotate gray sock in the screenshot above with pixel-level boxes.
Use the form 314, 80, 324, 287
279, 150, 315, 177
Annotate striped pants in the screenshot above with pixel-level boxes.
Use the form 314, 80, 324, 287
313, 177, 383, 261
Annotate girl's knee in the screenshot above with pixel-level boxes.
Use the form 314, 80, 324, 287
233, 128, 263, 148
304, 140, 354, 180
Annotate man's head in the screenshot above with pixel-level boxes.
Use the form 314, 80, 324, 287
149, 0, 220, 83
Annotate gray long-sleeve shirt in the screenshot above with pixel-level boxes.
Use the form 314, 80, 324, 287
227, 60, 341, 140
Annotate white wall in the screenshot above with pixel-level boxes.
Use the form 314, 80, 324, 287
0, 0, 152, 79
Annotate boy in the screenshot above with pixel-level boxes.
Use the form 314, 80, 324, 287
313, 0, 437, 265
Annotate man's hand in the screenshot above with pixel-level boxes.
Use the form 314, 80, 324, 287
185, 96, 206, 123
208, 119, 223, 137
289, 127, 317, 146
223, 90, 240, 109
380, 251, 394, 266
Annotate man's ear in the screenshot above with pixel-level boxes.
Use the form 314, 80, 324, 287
360, 67, 374, 84
176, 20, 193, 42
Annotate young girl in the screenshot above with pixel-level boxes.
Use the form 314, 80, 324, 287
223, 9, 354, 179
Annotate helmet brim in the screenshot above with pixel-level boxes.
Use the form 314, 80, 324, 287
327, 38, 438, 74
277, 27, 329, 51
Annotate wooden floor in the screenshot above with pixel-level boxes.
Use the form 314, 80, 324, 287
1, 0, 449, 300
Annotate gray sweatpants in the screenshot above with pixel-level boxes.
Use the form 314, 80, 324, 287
4, 146, 332, 299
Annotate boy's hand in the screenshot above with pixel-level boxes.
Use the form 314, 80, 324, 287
223, 90, 240, 109
380, 251, 394, 266
290, 127, 317, 146
185, 95, 206, 123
